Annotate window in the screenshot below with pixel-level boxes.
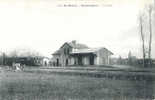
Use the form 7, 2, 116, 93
67, 49, 70, 54
64, 48, 70, 55
64, 49, 66, 54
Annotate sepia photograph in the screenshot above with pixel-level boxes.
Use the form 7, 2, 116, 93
0, 0, 155, 100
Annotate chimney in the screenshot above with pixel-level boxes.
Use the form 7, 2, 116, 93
72, 40, 76, 45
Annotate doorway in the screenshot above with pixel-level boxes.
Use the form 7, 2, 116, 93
78, 56, 83, 65
89, 55, 94, 65
56, 59, 59, 66
65, 59, 68, 66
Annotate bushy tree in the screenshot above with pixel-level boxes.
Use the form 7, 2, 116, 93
138, 3, 154, 67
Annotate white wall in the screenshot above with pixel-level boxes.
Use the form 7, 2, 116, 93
82, 56, 89, 65
96, 48, 111, 65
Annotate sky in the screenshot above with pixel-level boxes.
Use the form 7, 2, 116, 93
0, 0, 154, 58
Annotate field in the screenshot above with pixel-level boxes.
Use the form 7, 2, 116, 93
0, 67, 155, 100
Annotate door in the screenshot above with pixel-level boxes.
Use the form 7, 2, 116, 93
56, 59, 59, 66
65, 59, 68, 66
78, 56, 83, 65
89, 55, 94, 65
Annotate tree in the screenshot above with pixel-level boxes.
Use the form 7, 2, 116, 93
138, 2, 154, 67
2, 52, 6, 65
117, 56, 122, 65
8, 48, 42, 58
148, 5, 153, 65
139, 14, 146, 67
128, 51, 132, 65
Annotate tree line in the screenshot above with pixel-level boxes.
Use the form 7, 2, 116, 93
0, 48, 43, 66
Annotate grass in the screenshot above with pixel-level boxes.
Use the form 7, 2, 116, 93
0, 70, 155, 100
